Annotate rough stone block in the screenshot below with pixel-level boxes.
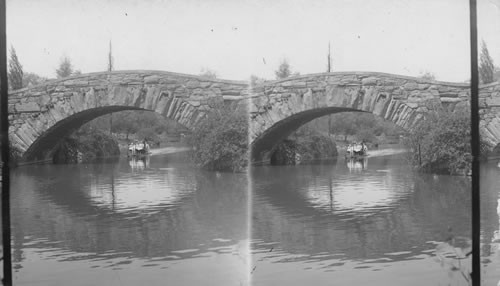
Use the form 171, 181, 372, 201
144, 75, 160, 84
486, 96, 500, 107
361, 77, 378, 85
403, 82, 418, 90
16, 102, 40, 112
441, 97, 464, 103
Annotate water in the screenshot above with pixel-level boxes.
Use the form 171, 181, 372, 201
251, 150, 473, 286
481, 160, 500, 286
9, 150, 500, 285
11, 152, 249, 286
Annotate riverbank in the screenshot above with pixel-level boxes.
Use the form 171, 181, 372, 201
150, 146, 191, 156
254, 145, 407, 166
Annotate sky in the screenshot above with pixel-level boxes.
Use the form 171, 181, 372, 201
6, 0, 500, 82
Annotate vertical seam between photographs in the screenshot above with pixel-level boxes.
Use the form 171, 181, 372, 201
469, 0, 480, 285
0, 0, 13, 285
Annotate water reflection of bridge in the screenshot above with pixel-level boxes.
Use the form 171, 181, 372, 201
251, 156, 472, 262
11, 155, 248, 265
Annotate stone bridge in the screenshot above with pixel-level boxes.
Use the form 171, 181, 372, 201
250, 72, 500, 159
8, 70, 500, 162
9, 71, 248, 161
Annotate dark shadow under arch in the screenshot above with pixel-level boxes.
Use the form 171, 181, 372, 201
24, 106, 145, 161
251, 107, 369, 160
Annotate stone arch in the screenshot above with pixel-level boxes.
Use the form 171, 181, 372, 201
23, 106, 143, 161
8, 71, 247, 161
249, 72, 472, 159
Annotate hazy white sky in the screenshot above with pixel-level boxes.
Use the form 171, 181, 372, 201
6, 0, 500, 82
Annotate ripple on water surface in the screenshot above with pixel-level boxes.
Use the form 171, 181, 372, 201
251, 153, 473, 286
11, 153, 249, 286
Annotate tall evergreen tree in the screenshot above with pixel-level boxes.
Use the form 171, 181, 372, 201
275, 59, 291, 79
8, 46, 23, 90
56, 57, 74, 79
479, 40, 495, 84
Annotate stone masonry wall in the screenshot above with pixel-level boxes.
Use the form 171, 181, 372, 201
9, 70, 248, 157
250, 72, 499, 156
8, 70, 500, 160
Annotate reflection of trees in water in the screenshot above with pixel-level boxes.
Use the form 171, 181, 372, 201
252, 161, 471, 262
11, 163, 248, 264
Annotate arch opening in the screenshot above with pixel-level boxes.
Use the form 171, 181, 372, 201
23, 106, 193, 163
251, 107, 406, 162
23, 106, 145, 162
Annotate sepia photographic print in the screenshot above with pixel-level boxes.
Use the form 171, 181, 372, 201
2, 0, 500, 285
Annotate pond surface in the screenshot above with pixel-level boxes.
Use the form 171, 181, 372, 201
8, 149, 500, 285
11, 152, 249, 286
251, 149, 475, 286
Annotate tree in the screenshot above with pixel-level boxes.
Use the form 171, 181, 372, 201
275, 59, 291, 79
189, 101, 248, 172
250, 74, 266, 87
107, 40, 114, 72
109, 111, 140, 140
8, 46, 23, 90
23, 72, 47, 88
479, 40, 495, 84
275, 59, 300, 80
327, 42, 332, 73
403, 106, 473, 175
419, 71, 436, 81
56, 57, 74, 78
199, 68, 217, 79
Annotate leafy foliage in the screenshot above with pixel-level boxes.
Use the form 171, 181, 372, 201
56, 57, 75, 78
479, 40, 496, 84
199, 68, 217, 79
84, 110, 186, 143
23, 72, 48, 88
295, 130, 338, 161
8, 46, 23, 90
270, 128, 338, 165
250, 74, 266, 87
188, 101, 248, 172
270, 139, 298, 165
275, 59, 291, 79
53, 127, 120, 163
326, 112, 399, 142
275, 59, 300, 79
403, 106, 472, 175
419, 71, 436, 81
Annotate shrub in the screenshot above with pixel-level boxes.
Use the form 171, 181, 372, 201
403, 106, 472, 175
188, 101, 248, 172
270, 139, 298, 165
53, 128, 120, 163
270, 129, 338, 165
296, 132, 338, 161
